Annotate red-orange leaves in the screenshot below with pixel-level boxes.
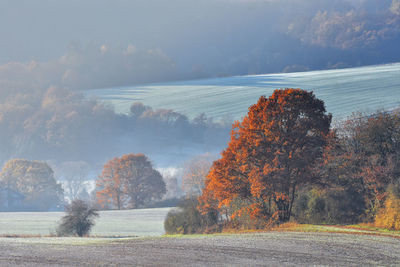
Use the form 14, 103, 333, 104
199, 89, 331, 224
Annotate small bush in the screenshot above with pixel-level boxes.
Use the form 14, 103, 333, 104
164, 197, 218, 234
57, 200, 99, 237
293, 188, 365, 224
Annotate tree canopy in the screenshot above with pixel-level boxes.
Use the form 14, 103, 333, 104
96, 153, 166, 209
0, 159, 64, 211
200, 89, 332, 224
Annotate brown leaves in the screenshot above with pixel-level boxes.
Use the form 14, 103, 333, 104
96, 153, 166, 210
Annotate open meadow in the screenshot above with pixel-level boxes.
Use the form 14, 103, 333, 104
0, 208, 172, 237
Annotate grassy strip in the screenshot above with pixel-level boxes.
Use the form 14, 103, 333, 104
2, 223, 399, 243
164, 222, 400, 239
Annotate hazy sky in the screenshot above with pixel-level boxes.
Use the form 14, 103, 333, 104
1, 0, 398, 85
0, 0, 281, 62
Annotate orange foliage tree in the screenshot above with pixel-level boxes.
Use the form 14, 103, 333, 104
200, 89, 331, 223
96, 153, 166, 209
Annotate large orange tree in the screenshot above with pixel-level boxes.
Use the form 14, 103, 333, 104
96, 153, 166, 209
200, 89, 331, 223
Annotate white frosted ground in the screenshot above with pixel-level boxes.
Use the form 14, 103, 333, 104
86, 63, 400, 120
0, 207, 171, 237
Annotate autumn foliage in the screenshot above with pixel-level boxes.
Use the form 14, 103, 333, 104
199, 89, 332, 225
375, 191, 400, 230
96, 153, 166, 209
164, 90, 400, 233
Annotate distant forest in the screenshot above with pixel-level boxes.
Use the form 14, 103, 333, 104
0, 86, 230, 168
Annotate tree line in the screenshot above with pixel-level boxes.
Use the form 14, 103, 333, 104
0, 154, 168, 212
0, 83, 230, 167
165, 89, 400, 234
0, 148, 213, 212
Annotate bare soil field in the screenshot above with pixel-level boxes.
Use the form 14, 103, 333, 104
0, 232, 399, 266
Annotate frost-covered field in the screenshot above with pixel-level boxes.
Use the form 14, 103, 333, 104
87, 63, 400, 120
0, 207, 171, 237
0, 232, 399, 266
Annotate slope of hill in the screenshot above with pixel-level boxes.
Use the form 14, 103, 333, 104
87, 63, 400, 121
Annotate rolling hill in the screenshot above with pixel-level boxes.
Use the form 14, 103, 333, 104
87, 63, 400, 121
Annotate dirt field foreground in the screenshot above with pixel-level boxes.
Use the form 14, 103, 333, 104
0, 232, 399, 266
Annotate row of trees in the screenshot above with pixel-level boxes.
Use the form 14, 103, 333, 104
0, 149, 214, 212
0, 154, 170, 211
0, 81, 230, 168
165, 89, 400, 234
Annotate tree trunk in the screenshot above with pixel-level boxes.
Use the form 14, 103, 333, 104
275, 198, 290, 222
117, 194, 121, 210
288, 183, 297, 221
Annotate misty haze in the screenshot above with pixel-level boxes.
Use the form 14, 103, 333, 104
0, 0, 400, 266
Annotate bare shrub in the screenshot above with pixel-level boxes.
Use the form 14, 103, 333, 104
57, 200, 99, 237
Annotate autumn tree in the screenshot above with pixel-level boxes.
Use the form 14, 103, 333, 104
96, 153, 166, 209
375, 188, 400, 230
338, 111, 400, 218
0, 159, 64, 211
296, 131, 367, 224
200, 89, 331, 224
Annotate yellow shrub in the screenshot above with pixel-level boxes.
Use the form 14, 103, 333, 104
375, 193, 400, 231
